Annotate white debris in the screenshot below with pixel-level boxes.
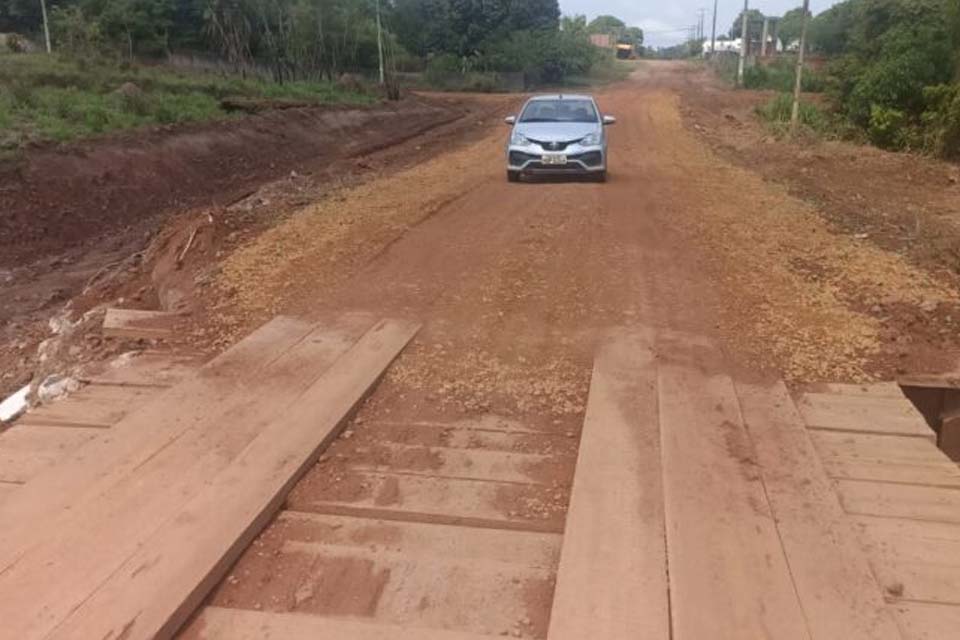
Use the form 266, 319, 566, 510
0, 385, 30, 423
36, 374, 81, 404
48, 310, 77, 336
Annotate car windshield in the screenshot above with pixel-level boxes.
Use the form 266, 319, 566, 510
519, 99, 598, 124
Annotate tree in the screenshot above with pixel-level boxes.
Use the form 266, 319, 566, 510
587, 14, 625, 34
729, 8, 764, 41
808, 1, 857, 55
778, 6, 811, 49
507, 0, 559, 31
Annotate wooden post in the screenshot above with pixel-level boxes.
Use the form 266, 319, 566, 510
375, 0, 385, 85
39, 0, 52, 53
737, 0, 749, 86
790, 0, 811, 133
761, 17, 770, 57
710, 0, 719, 55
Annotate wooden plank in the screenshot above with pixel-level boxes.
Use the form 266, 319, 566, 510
289, 471, 565, 534
80, 352, 201, 387
0, 425, 102, 483
547, 331, 669, 640
15, 384, 160, 428
837, 480, 960, 523
0, 481, 20, 504
894, 602, 960, 640
820, 457, 960, 488
657, 341, 808, 640
941, 414, 960, 462
277, 511, 561, 568
102, 308, 177, 340
855, 516, 960, 604
805, 382, 905, 397
873, 559, 960, 604
44, 319, 419, 640
851, 515, 960, 543
799, 393, 935, 441
349, 443, 561, 485
0, 315, 376, 640
735, 380, 901, 640
17, 381, 180, 429
0, 316, 318, 578
898, 374, 960, 390
809, 431, 947, 465
181, 607, 495, 640
207, 514, 559, 636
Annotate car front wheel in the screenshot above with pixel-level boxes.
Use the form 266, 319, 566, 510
507, 170, 520, 183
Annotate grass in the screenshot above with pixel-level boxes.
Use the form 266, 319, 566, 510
563, 58, 634, 88
0, 53, 374, 149
711, 55, 827, 93
756, 92, 835, 135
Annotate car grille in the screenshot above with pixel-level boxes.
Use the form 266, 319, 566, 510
576, 151, 604, 167
528, 139, 576, 151
509, 151, 539, 165
510, 151, 603, 170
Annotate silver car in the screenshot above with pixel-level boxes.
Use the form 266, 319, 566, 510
505, 94, 615, 183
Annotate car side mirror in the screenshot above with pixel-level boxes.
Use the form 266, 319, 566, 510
603, 115, 617, 126
504, 116, 517, 125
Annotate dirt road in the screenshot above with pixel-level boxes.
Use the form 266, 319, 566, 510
171, 62, 960, 637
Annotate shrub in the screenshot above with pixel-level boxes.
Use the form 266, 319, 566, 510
920, 84, 960, 159
9, 82, 37, 110
424, 54, 463, 87
743, 59, 827, 93
757, 92, 831, 131
6, 34, 27, 54
867, 104, 909, 149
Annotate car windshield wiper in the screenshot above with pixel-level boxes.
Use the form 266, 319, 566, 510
519, 118, 556, 123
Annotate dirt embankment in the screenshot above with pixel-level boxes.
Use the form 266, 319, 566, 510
0, 97, 461, 268
0, 92, 516, 399
671, 64, 960, 378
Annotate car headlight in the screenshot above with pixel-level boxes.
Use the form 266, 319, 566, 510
580, 132, 602, 146
511, 132, 531, 146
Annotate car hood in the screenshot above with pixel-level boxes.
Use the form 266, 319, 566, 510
513, 122, 600, 142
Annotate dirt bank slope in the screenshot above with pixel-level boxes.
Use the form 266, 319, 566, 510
0, 97, 460, 268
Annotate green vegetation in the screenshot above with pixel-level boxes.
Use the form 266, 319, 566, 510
742, 58, 827, 93
713, 0, 960, 159
2, 1, 638, 97
814, 0, 960, 156
0, 53, 371, 148
756, 92, 832, 134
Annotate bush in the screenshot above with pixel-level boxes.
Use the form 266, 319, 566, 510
424, 54, 463, 87
743, 59, 827, 93
6, 34, 27, 54
867, 104, 909, 149
920, 84, 960, 158
9, 82, 37, 109
757, 92, 831, 131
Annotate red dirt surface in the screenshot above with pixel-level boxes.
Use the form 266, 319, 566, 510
0, 97, 458, 267
0, 93, 515, 399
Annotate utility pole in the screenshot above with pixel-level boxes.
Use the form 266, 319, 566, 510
791, 0, 811, 133
710, 0, 719, 55
39, 0, 52, 54
761, 17, 770, 57
375, 0, 385, 85
737, 0, 749, 86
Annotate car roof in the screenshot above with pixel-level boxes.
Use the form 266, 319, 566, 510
527, 94, 594, 102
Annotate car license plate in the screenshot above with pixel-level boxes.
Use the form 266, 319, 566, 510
542, 153, 567, 165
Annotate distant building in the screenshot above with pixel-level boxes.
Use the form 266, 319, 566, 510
712, 37, 742, 54
590, 34, 616, 50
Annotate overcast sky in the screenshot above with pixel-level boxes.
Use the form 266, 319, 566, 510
559, 1, 840, 47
